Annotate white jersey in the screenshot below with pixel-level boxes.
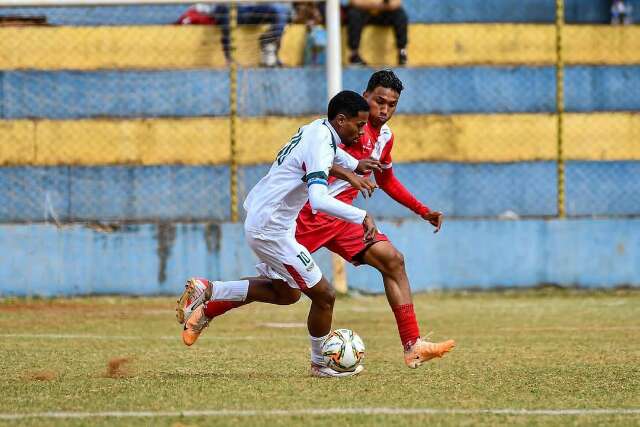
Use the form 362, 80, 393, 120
244, 118, 361, 234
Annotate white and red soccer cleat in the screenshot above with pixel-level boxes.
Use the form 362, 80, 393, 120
310, 363, 364, 378
181, 304, 212, 346
175, 278, 212, 325
404, 337, 456, 369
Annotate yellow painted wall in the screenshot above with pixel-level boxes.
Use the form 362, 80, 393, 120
1, 24, 638, 69
1, 113, 638, 166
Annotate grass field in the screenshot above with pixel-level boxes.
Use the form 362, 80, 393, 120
1, 289, 639, 426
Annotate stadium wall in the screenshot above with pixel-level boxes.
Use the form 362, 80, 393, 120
1, 218, 638, 297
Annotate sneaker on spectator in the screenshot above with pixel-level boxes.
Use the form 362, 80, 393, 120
260, 42, 281, 67
349, 52, 367, 66
398, 49, 408, 66
611, 0, 633, 24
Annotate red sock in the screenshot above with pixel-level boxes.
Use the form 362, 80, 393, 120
392, 304, 421, 350
203, 300, 241, 318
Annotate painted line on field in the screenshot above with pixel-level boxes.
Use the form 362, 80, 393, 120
1, 408, 639, 420
0, 334, 301, 341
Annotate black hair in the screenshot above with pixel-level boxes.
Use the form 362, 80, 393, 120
365, 69, 404, 94
327, 90, 370, 120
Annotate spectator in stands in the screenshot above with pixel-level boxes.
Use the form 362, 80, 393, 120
294, 2, 327, 66
611, 0, 633, 24
343, 0, 408, 66
176, 3, 291, 67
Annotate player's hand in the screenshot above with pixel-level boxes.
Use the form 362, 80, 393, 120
348, 174, 378, 198
362, 214, 377, 242
356, 158, 382, 174
422, 211, 444, 233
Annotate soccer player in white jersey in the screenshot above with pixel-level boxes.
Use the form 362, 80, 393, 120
296, 70, 455, 368
176, 90, 379, 377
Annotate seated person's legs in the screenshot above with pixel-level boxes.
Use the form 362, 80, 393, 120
346, 6, 370, 65
369, 7, 408, 65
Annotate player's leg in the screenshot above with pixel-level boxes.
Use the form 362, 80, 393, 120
178, 276, 301, 346
358, 241, 455, 368
251, 233, 361, 377
358, 240, 412, 305
178, 231, 312, 346
302, 274, 364, 377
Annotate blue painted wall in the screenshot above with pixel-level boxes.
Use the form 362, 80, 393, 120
1, 0, 637, 25
3, 161, 640, 223
0, 166, 230, 222
238, 162, 560, 220
1, 219, 638, 297
1, 71, 230, 119
3, 67, 640, 118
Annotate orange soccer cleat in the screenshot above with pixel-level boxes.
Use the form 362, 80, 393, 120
176, 278, 212, 325
404, 338, 456, 369
181, 304, 211, 346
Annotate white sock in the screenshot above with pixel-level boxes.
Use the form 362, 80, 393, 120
310, 333, 329, 366
210, 280, 249, 302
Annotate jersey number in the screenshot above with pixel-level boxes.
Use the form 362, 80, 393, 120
296, 251, 312, 266
276, 129, 302, 165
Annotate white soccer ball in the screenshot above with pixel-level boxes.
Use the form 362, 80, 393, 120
322, 328, 365, 372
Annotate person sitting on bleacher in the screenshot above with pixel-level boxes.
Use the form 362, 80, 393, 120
343, 0, 408, 66
611, 0, 633, 25
176, 3, 291, 67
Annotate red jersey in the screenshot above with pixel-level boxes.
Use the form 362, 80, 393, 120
327, 122, 394, 204
295, 121, 429, 262
298, 121, 430, 224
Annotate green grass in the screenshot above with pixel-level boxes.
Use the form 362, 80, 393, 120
1, 290, 639, 426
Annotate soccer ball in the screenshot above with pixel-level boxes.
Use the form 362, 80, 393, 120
322, 328, 365, 372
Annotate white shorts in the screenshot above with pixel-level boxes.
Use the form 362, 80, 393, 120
245, 229, 323, 290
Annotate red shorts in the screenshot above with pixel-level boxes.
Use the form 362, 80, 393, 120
295, 204, 389, 265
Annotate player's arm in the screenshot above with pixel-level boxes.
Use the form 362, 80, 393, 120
304, 132, 376, 240
334, 147, 383, 174
375, 167, 443, 233
374, 137, 443, 232
330, 147, 381, 197
330, 164, 377, 198
307, 180, 376, 241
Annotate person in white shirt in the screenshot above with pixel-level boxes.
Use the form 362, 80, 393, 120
176, 90, 379, 377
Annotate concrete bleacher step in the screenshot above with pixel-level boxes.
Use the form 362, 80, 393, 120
0, 24, 639, 69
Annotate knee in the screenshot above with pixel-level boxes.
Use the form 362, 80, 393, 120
382, 249, 405, 275
347, 7, 365, 22
396, 8, 408, 24
283, 288, 302, 305
314, 286, 336, 310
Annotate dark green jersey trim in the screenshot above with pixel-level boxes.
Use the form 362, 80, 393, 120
322, 122, 338, 154
302, 171, 329, 183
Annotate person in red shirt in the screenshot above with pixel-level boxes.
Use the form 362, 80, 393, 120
296, 70, 455, 368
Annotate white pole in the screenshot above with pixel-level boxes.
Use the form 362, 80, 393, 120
325, 0, 342, 100
325, 0, 347, 294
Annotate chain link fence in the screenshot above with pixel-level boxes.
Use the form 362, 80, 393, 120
0, 0, 638, 225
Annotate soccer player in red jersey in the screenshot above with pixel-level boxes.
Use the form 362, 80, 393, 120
296, 70, 455, 368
